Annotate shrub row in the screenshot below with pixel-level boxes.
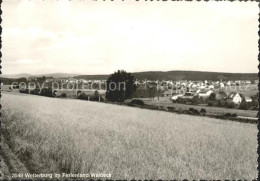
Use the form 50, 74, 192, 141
77, 92, 104, 102
126, 99, 257, 124
19, 88, 54, 97
127, 99, 207, 116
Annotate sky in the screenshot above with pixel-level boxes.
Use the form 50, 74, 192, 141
2, 0, 259, 75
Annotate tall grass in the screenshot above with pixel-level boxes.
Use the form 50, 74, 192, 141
1, 93, 257, 180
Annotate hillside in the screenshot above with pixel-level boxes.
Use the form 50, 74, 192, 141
0, 73, 33, 79
1, 70, 257, 81
1, 92, 257, 179
75, 70, 258, 81
1, 73, 80, 79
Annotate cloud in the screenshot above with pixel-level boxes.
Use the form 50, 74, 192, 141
2, 1, 258, 74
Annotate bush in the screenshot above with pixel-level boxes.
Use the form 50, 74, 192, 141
208, 101, 214, 107
19, 88, 29, 94
89, 90, 104, 102
183, 110, 191, 114
217, 100, 226, 107
77, 93, 88, 100
192, 96, 207, 105
167, 106, 175, 112
188, 108, 199, 115
127, 102, 135, 107
176, 97, 189, 104
208, 100, 218, 107
158, 106, 166, 110
191, 96, 199, 105
53, 90, 57, 97
30, 88, 40, 95
239, 99, 249, 110
130, 99, 144, 106
224, 113, 232, 117
200, 108, 206, 115
90, 95, 104, 102
40, 88, 53, 97
225, 101, 235, 109
77, 90, 82, 95
231, 113, 237, 117
224, 113, 237, 118
209, 93, 216, 101
61, 93, 67, 98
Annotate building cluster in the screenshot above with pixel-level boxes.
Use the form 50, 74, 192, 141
135, 79, 256, 105
23, 76, 258, 105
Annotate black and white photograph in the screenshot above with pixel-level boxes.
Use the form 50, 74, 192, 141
0, 0, 258, 180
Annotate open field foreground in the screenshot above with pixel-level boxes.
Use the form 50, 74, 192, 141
1, 92, 258, 180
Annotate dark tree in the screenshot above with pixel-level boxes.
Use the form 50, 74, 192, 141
37, 76, 46, 83
148, 86, 157, 100
106, 70, 137, 102
90, 90, 103, 102
239, 98, 249, 110
200, 108, 206, 116
209, 93, 216, 101
192, 95, 199, 105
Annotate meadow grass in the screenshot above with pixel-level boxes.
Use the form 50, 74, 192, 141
142, 96, 258, 118
1, 92, 257, 180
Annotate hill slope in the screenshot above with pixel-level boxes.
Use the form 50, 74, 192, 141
1, 70, 257, 81
1, 92, 257, 179
75, 70, 258, 81
1, 73, 80, 79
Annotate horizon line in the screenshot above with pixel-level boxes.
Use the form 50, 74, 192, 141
1, 69, 258, 76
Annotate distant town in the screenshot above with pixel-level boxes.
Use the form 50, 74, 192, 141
1, 71, 258, 114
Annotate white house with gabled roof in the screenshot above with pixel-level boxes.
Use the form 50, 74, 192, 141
228, 92, 242, 104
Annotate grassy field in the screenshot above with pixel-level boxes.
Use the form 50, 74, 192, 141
140, 96, 258, 118
1, 92, 257, 180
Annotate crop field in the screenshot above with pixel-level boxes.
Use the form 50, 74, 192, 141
1, 92, 257, 180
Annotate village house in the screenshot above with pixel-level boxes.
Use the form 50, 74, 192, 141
200, 84, 206, 89
55, 78, 68, 83
197, 89, 213, 98
163, 90, 173, 97
227, 92, 242, 104
245, 96, 252, 103
166, 81, 174, 85
208, 85, 214, 89
45, 78, 54, 82
171, 94, 184, 101
179, 92, 195, 100
226, 81, 231, 86
245, 80, 251, 84
220, 82, 225, 88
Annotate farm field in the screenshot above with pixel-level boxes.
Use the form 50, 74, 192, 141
1, 92, 258, 180
140, 96, 258, 118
